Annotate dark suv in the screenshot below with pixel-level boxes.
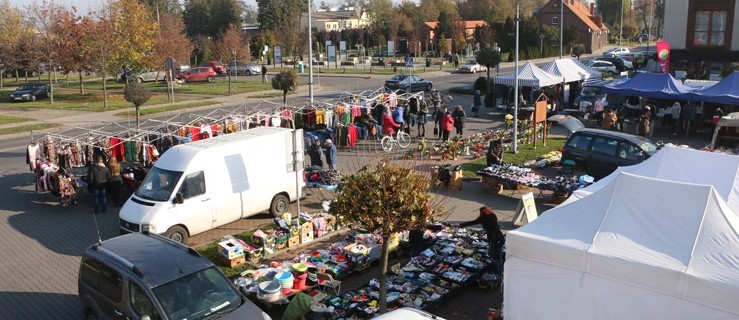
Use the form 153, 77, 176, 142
593, 56, 630, 72
78, 232, 271, 320
562, 128, 657, 179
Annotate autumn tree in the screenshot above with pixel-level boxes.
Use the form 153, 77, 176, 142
87, 3, 121, 110
366, 0, 394, 37
0, 0, 24, 88
273, 7, 305, 63
113, 0, 158, 73
214, 24, 250, 93
595, 0, 632, 39
124, 82, 152, 128
54, 7, 93, 93
25, 0, 70, 103
329, 160, 441, 314
571, 44, 585, 60
148, 12, 192, 84
141, 0, 183, 17
271, 70, 298, 103
256, 0, 307, 32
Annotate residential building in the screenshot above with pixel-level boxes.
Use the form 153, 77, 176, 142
420, 20, 487, 53
300, 7, 370, 32
534, 0, 609, 54
663, 0, 738, 79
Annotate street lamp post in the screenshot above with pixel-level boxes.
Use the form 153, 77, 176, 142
540, 33, 545, 58
559, 0, 563, 58
308, 0, 314, 104
513, 2, 520, 154
619, 0, 624, 45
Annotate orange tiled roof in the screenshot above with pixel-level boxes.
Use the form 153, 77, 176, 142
424, 20, 487, 29
563, 0, 608, 31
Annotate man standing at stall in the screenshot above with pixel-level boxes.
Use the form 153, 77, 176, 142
308, 140, 323, 168
324, 139, 338, 171
87, 156, 111, 214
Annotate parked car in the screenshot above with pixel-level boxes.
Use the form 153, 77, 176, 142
561, 127, 657, 179
200, 61, 226, 74
584, 60, 618, 75
384, 74, 433, 92
458, 60, 488, 73
229, 62, 261, 76
176, 67, 217, 83
602, 47, 630, 57
593, 56, 632, 72
78, 232, 272, 320
3, 68, 39, 78
621, 52, 645, 68
177, 64, 190, 74
9, 82, 50, 102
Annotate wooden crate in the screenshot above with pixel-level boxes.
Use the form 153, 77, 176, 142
218, 254, 246, 268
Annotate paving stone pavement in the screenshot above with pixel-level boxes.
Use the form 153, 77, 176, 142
0, 98, 714, 319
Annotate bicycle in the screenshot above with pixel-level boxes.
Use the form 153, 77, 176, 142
381, 129, 412, 152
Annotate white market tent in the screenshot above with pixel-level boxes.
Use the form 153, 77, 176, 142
492, 60, 564, 88
561, 145, 739, 209
504, 173, 739, 320
541, 58, 601, 83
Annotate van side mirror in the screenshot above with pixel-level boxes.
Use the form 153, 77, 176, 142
174, 192, 184, 204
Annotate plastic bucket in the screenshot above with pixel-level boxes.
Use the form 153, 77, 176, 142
275, 272, 294, 289
292, 270, 308, 289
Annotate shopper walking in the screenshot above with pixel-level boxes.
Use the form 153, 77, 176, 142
601, 107, 617, 130
432, 90, 441, 113
434, 104, 444, 139
417, 100, 429, 137
88, 156, 111, 214
458, 207, 506, 272
392, 105, 405, 133
107, 157, 124, 207
308, 140, 323, 167
324, 139, 338, 170
261, 65, 268, 83
473, 90, 482, 117
452, 105, 466, 136
440, 107, 454, 141
486, 139, 504, 166
638, 107, 651, 138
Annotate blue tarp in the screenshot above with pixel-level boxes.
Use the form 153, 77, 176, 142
692, 71, 739, 106
601, 72, 694, 101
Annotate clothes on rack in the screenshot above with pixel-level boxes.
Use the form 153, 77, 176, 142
27, 143, 42, 171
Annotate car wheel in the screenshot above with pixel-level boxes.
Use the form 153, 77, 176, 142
245, 70, 252, 76
180, 78, 187, 84
136, 77, 143, 83
426, 84, 432, 92
207, 76, 215, 82
31, 95, 36, 102
270, 194, 289, 217
164, 226, 189, 244
85, 309, 98, 320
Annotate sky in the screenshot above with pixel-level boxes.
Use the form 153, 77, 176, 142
10, 0, 101, 14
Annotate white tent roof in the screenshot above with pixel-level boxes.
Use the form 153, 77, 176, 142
505, 173, 739, 319
561, 145, 739, 208
492, 60, 564, 87
541, 58, 601, 83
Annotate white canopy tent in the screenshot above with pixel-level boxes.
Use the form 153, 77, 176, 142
504, 173, 739, 320
561, 145, 739, 209
492, 60, 564, 88
541, 58, 601, 83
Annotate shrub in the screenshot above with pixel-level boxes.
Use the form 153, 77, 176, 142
474, 77, 489, 94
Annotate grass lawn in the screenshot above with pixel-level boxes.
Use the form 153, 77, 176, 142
0, 115, 32, 125
0, 122, 61, 135
195, 223, 279, 279
0, 91, 180, 112
115, 100, 221, 117
151, 79, 273, 95
460, 137, 566, 178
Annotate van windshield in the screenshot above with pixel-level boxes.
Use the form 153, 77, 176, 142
135, 167, 183, 202
152, 266, 243, 320
581, 86, 602, 96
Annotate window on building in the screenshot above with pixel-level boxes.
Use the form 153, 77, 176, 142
552, 16, 558, 25
694, 11, 726, 46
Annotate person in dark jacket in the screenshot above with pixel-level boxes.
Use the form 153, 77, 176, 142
458, 207, 506, 271
434, 105, 445, 140
308, 141, 323, 167
473, 90, 482, 117
324, 139, 338, 170
88, 156, 111, 214
452, 105, 466, 136
486, 139, 504, 166
261, 65, 268, 83
107, 157, 124, 206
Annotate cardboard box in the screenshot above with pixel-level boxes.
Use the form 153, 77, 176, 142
288, 236, 300, 248
301, 222, 313, 235
218, 239, 244, 260
301, 231, 314, 244
218, 254, 246, 268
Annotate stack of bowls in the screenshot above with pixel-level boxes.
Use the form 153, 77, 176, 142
275, 271, 294, 295
257, 280, 282, 303
291, 263, 309, 289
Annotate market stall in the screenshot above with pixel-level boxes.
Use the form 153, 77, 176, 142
477, 163, 593, 201
505, 173, 739, 319
600, 72, 694, 100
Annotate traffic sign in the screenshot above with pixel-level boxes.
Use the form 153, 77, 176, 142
166, 56, 175, 70
405, 57, 414, 68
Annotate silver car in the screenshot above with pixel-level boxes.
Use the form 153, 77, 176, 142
229, 63, 262, 76
458, 60, 487, 73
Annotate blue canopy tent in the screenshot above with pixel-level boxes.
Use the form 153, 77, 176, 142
692, 71, 739, 106
601, 72, 694, 101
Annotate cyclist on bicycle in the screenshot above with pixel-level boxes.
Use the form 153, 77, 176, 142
382, 110, 401, 136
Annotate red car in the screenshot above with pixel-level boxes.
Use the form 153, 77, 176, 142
176, 67, 216, 83
200, 61, 226, 74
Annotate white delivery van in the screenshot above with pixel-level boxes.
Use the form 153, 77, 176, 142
371, 308, 445, 320
119, 127, 304, 243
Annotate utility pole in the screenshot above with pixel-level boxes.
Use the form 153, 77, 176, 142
513, 3, 520, 154
619, 0, 624, 45
646, 0, 653, 53
308, 0, 314, 104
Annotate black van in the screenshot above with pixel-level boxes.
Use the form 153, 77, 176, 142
78, 233, 271, 320
562, 128, 658, 179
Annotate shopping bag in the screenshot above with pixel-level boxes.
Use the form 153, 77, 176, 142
433, 125, 438, 135
472, 106, 479, 113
